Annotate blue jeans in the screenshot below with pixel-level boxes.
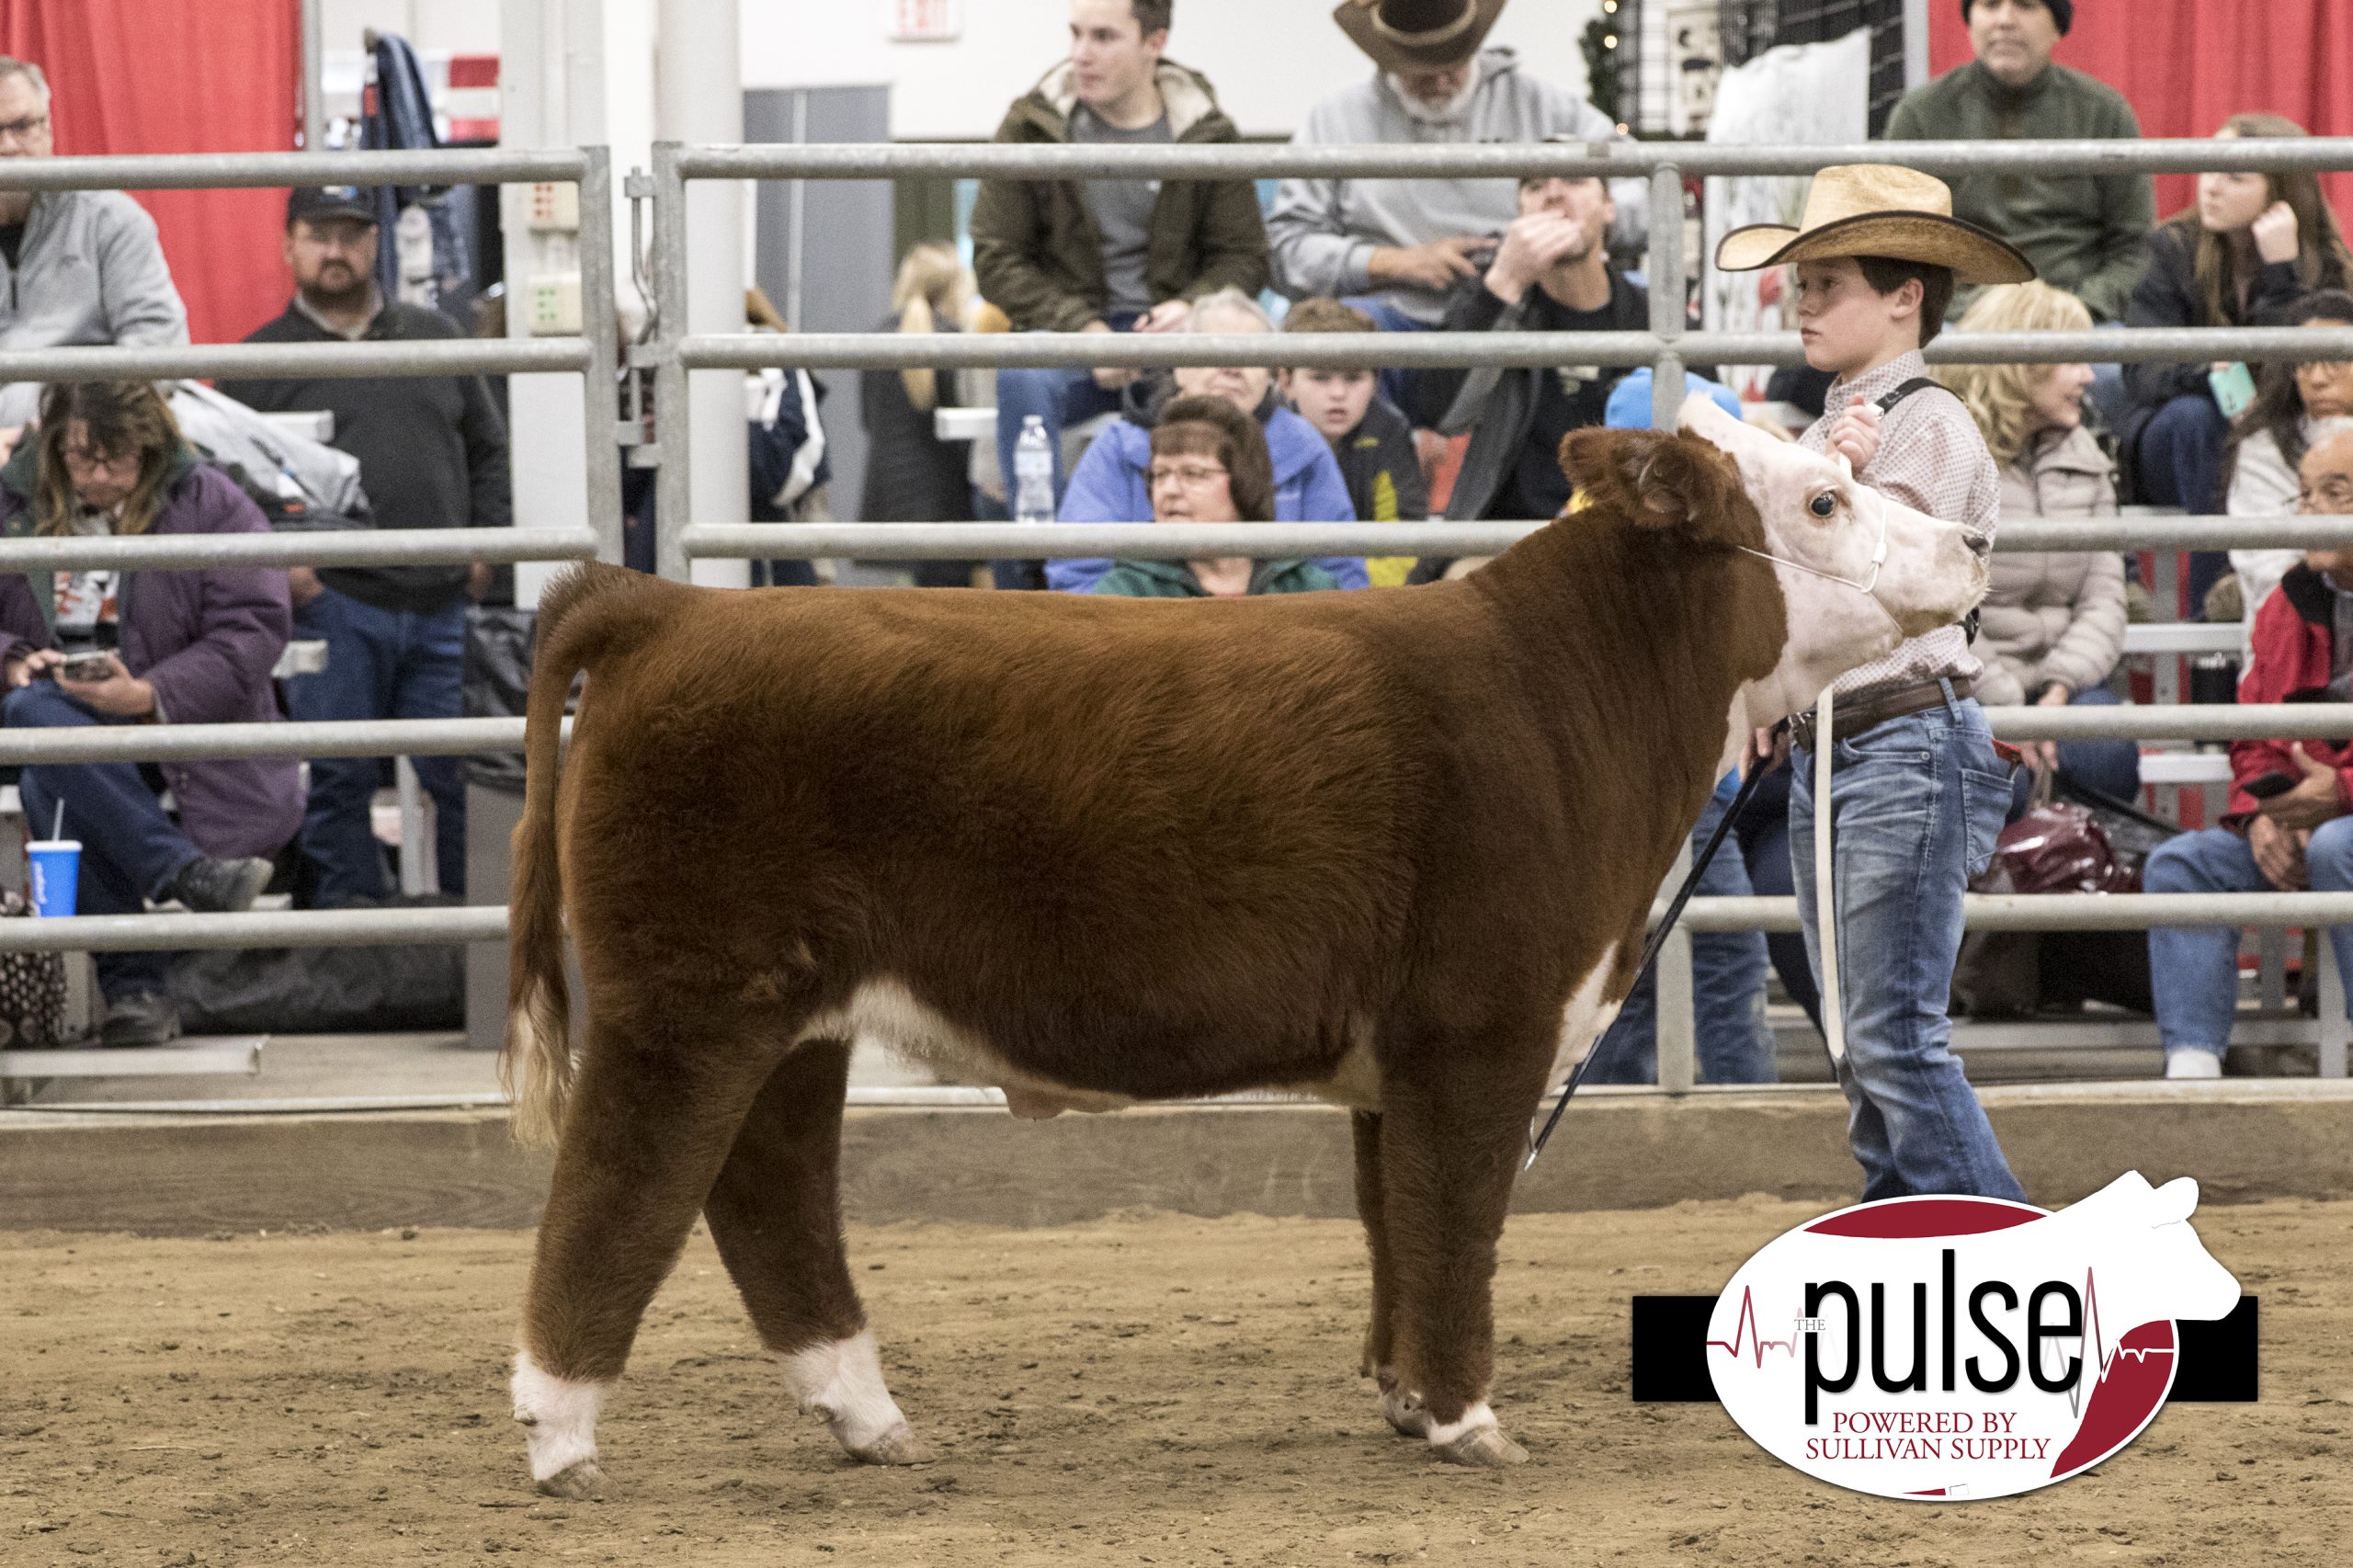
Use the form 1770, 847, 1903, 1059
2135, 392, 2233, 608
1790, 693, 2027, 1202
285, 587, 467, 904
4, 680, 203, 1002
1338, 295, 1432, 413
993, 312, 1139, 503
2006, 685, 2143, 818
1737, 761, 1823, 1030
1587, 771, 1779, 1085
2145, 818, 2353, 1061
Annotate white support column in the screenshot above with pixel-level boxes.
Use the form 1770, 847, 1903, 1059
656, 0, 749, 588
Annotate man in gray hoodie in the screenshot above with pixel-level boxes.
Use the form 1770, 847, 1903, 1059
0, 58, 189, 430
1267, 0, 1645, 331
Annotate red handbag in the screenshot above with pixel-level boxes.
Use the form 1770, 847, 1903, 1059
1978, 772, 2138, 897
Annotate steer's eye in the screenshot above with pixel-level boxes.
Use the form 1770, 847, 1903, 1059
1808, 492, 1838, 519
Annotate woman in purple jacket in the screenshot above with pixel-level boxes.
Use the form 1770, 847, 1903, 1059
0, 381, 301, 1046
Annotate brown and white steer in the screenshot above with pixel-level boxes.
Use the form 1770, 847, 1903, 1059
501, 401, 1987, 1495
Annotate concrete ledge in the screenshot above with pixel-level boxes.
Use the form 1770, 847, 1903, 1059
3, 1082, 2349, 1235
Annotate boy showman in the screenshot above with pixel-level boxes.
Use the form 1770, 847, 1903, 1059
1718, 165, 2037, 1202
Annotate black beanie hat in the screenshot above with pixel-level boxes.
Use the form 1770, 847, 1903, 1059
1963, 0, 2072, 34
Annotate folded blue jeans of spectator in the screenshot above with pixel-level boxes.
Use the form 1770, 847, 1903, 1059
1584, 770, 1779, 1085
2144, 818, 2353, 1066
1790, 693, 2028, 1203
3, 679, 205, 1004
285, 586, 468, 904
2134, 392, 2233, 609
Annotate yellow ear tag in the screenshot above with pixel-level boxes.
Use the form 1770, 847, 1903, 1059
1565, 488, 1595, 515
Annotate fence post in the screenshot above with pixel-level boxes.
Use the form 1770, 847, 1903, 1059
1648, 161, 1699, 1096
2322, 936, 2349, 1079
652, 142, 694, 583
576, 146, 626, 569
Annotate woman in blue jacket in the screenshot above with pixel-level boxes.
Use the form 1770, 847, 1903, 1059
1046, 288, 1365, 593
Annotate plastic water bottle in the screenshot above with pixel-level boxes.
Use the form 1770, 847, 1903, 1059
1013, 415, 1055, 523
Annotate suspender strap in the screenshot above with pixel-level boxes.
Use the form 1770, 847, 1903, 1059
1876, 376, 1943, 415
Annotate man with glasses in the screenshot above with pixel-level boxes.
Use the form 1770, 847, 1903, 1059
216, 187, 510, 907
0, 57, 189, 430
2143, 426, 2353, 1079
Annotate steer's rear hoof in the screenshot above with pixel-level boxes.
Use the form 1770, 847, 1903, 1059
537, 1458, 606, 1499
1437, 1427, 1529, 1468
847, 1421, 934, 1466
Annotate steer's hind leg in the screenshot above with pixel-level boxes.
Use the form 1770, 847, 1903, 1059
512, 1009, 779, 1498
1351, 1109, 1424, 1438
703, 1037, 928, 1466
1377, 1033, 1552, 1469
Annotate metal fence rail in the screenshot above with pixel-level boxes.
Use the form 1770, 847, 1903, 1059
0, 528, 597, 574
679, 517, 2353, 562
681, 325, 2353, 373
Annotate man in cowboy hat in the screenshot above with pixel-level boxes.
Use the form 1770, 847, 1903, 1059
1266, 0, 1645, 333
1718, 164, 2040, 1204
1884, 0, 2150, 324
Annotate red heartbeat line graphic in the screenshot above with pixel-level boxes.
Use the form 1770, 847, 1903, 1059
1707, 1269, 2177, 1400
1706, 1286, 1801, 1365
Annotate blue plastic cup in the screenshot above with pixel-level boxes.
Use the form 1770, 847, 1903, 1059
27, 839, 80, 918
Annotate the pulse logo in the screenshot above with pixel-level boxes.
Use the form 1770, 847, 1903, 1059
1707, 1173, 2240, 1501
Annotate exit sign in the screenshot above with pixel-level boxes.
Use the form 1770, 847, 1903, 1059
893, 0, 961, 40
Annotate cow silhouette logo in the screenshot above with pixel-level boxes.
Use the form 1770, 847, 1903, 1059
1708, 1172, 2241, 1501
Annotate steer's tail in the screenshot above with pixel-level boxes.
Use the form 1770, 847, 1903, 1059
501, 561, 671, 1150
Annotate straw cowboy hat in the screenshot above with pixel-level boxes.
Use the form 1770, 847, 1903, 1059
1334, 0, 1509, 74
1714, 164, 2034, 286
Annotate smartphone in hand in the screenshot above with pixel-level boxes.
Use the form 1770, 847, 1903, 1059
57, 651, 115, 683
2244, 770, 2299, 801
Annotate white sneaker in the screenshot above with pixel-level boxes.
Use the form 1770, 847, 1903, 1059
2165, 1051, 2223, 1080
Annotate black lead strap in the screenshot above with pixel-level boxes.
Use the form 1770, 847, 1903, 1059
1523, 736, 1783, 1172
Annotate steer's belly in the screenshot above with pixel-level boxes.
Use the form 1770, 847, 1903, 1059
795, 977, 1382, 1117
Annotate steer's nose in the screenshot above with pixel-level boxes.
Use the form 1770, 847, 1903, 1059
1961, 527, 1993, 561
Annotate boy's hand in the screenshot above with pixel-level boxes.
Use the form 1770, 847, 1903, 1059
1740, 724, 1789, 779
1134, 300, 1191, 334
1826, 396, 1881, 472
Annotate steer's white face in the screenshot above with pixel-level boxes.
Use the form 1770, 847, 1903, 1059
1678, 397, 1989, 727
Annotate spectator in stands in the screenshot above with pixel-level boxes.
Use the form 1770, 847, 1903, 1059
0, 58, 189, 435
218, 186, 509, 907
971, 0, 1268, 503
1278, 298, 1427, 586
1267, 0, 1643, 347
1048, 288, 1365, 593
2143, 425, 2353, 1079
2122, 113, 2353, 610
1938, 281, 2139, 812
1091, 395, 1342, 597
0, 381, 297, 1047
2224, 290, 2353, 624
744, 286, 829, 588
861, 244, 977, 588
1882, 2, 2151, 326
1401, 172, 1644, 524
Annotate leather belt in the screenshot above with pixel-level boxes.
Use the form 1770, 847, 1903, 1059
1789, 676, 1972, 755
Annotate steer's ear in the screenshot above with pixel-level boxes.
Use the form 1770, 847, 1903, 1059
1558, 426, 1752, 543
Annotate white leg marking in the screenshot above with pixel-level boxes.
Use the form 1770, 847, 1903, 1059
779, 1330, 928, 1462
1423, 1401, 1499, 1446
1549, 942, 1622, 1088
511, 1349, 608, 1492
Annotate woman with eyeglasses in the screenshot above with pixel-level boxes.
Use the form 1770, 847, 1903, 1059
0, 380, 299, 1046
1088, 396, 1345, 598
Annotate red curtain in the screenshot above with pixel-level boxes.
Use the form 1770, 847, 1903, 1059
1929, 1, 2353, 219
0, 0, 299, 346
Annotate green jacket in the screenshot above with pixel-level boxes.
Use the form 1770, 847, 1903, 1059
1883, 62, 2153, 323
1088, 556, 1338, 599
970, 59, 1270, 333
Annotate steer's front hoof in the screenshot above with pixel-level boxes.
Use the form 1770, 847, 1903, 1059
846, 1421, 934, 1466
1379, 1386, 1431, 1439
1437, 1426, 1529, 1468
536, 1458, 606, 1499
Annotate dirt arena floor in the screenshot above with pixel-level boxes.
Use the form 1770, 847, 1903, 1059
3, 1196, 2347, 1567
